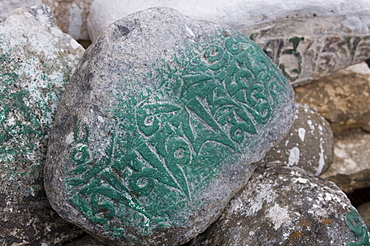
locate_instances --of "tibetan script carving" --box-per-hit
[64,33,291,240]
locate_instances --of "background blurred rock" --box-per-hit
[295,62,370,133]
[0,0,42,21]
[358,202,370,229]
[320,128,370,193]
[42,0,94,41]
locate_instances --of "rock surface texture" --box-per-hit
[295,62,370,133]
[64,235,107,246]
[0,0,42,21]
[0,5,85,245]
[259,103,333,176]
[87,0,370,85]
[42,0,94,40]
[189,165,370,246]
[321,129,370,193]
[44,7,295,246]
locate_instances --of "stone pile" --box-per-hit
[43,7,294,246]
[1,2,370,246]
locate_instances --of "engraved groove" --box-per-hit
[64,33,291,237]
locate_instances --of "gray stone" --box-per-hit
[0,5,84,245]
[87,0,370,86]
[358,202,370,230]
[321,129,370,193]
[295,62,370,133]
[44,7,295,246]
[259,103,334,176]
[189,165,370,246]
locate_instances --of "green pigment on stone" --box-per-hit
[64,32,291,240]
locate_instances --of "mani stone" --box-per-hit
[44,7,295,246]
[258,103,334,176]
[0,5,84,245]
[321,128,370,193]
[87,0,370,86]
[295,62,370,133]
[188,165,370,246]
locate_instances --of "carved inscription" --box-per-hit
[346,208,370,246]
[260,35,370,84]
[65,33,291,239]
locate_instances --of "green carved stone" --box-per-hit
[45,7,295,246]
[346,208,370,246]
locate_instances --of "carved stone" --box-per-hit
[189,165,370,246]
[0,5,84,245]
[87,0,370,85]
[247,17,370,86]
[44,7,295,245]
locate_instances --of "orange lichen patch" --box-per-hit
[322,219,333,225]
[299,218,309,227]
[289,231,304,240]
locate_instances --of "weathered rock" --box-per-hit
[42,0,94,40]
[0,5,84,245]
[358,202,370,229]
[321,129,370,193]
[295,62,370,133]
[259,103,333,176]
[189,165,370,246]
[44,7,295,246]
[87,0,370,85]
[64,235,107,246]
[0,0,42,21]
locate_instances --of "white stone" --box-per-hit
[87,0,370,86]
[87,0,370,41]
[344,62,370,75]
[0,0,42,21]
